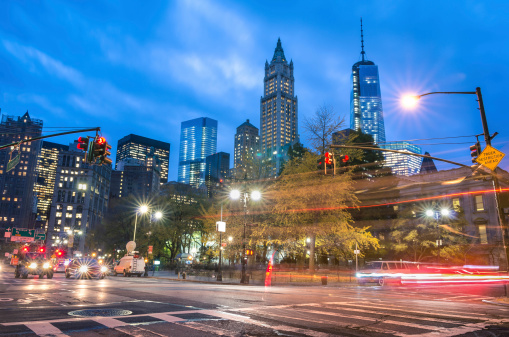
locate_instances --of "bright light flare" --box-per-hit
[79,265,88,273]
[401,95,420,109]
[425,209,434,217]
[139,205,148,214]
[154,211,163,219]
[251,190,261,201]
[230,189,241,200]
[441,208,450,216]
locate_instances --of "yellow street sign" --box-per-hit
[476,145,505,171]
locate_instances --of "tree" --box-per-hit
[303,105,345,155]
[260,152,379,270]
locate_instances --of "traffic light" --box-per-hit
[324,152,333,168]
[317,157,325,170]
[77,136,89,151]
[22,246,29,252]
[91,136,112,165]
[39,247,45,253]
[55,249,64,257]
[338,154,349,166]
[470,142,481,163]
[245,249,254,256]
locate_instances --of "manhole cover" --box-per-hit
[68,309,132,317]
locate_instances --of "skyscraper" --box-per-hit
[178,117,218,188]
[110,159,160,200]
[0,111,43,229]
[350,19,386,145]
[381,142,422,176]
[260,38,298,177]
[205,152,230,197]
[234,119,259,178]
[34,141,69,229]
[116,134,170,185]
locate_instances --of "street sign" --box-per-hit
[148,245,153,254]
[13,249,18,255]
[354,250,360,255]
[6,152,20,172]
[35,233,46,241]
[216,221,226,232]
[221,242,227,247]
[4,252,9,257]
[11,228,35,242]
[476,145,505,171]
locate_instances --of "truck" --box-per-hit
[14,246,54,279]
[113,254,145,277]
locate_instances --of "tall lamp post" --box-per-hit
[403,87,509,272]
[425,207,450,264]
[230,189,261,284]
[133,205,148,242]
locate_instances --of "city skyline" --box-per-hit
[1,1,508,181]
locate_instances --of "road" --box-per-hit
[0,267,508,336]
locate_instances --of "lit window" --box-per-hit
[478,224,488,244]
[475,195,484,211]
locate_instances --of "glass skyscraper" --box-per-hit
[350,20,386,145]
[381,142,422,176]
[178,117,218,188]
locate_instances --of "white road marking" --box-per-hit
[92,317,128,328]
[178,321,238,337]
[25,322,68,337]
[150,313,186,323]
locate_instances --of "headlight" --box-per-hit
[64,260,70,266]
[29,263,37,269]
[100,266,108,272]
[43,263,50,269]
[79,265,88,273]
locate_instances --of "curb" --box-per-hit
[482,299,509,307]
[147,276,252,286]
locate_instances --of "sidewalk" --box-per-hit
[146,270,358,287]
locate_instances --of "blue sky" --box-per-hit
[1,1,508,181]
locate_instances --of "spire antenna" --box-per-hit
[360,17,365,61]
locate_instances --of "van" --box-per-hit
[113,254,145,277]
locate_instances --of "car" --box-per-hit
[113,254,145,277]
[65,258,108,279]
[15,252,54,279]
[52,259,68,273]
[356,261,416,286]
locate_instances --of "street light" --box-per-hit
[154,211,163,220]
[425,207,451,263]
[402,87,509,270]
[133,204,148,242]
[230,188,261,284]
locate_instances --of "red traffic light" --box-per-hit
[39,247,45,253]
[57,250,63,256]
[325,152,332,164]
[96,137,106,145]
[77,136,89,151]
[22,247,29,252]
[342,155,349,163]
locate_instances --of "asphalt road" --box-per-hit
[0,267,508,337]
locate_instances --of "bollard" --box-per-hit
[321,275,328,285]
[182,272,186,279]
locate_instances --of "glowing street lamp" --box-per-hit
[133,204,149,242]
[401,95,420,109]
[154,211,163,220]
[425,207,451,263]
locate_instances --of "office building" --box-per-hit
[47,142,111,253]
[34,141,69,229]
[234,119,259,178]
[205,152,230,197]
[260,38,299,177]
[0,111,43,229]
[178,117,218,188]
[381,141,422,176]
[420,152,438,174]
[110,158,160,200]
[116,134,170,185]
[350,20,386,145]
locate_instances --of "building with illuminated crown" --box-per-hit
[178,117,218,188]
[260,38,299,177]
[350,20,386,145]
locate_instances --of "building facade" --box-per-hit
[110,158,160,200]
[47,143,111,254]
[178,117,218,188]
[260,38,298,177]
[350,20,386,145]
[234,119,259,178]
[381,141,423,176]
[34,141,69,229]
[205,152,230,197]
[116,134,170,185]
[0,111,43,229]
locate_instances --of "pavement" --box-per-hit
[1,267,509,336]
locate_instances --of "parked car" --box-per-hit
[65,258,108,279]
[113,254,145,277]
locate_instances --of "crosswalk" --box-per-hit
[1,300,508,336]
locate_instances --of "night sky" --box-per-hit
[1,1,508,181]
